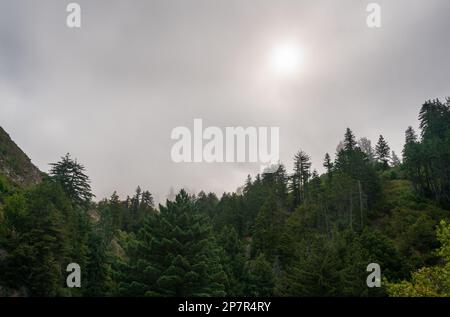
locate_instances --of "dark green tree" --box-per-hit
[252,193,284,260]
[344,128,357,151]
[405,126,418,144]
[245,253,275,297]
[0,179,82,296]
[117,190,227,296]
[49,153,94,206]
[323,153,333,179]
[290,150,311,208]
[375,135,390,168]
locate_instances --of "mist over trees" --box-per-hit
[1,98,450,296]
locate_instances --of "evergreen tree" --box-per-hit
[405,126,418,144]
[273,164,289,209]
[216,226,247,296]
[403,100,450,207]
[109,191,123,231]
[252,193,284,261]
[323,153,333,181]
[245,253,275,297]
[49,153,94,206]
[290,150,311,208]
[334,129,381,209]
[308,170,322,202]
[117,190,227,296]
[344,128,357,151]
[141,190,154,209]
[0,179,82,296]
[83,229,113,296]
[375,135,390,168]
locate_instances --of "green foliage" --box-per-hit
[50,153,94,206]
[403,99,450,208]
[375,180,449,271]
[216,226,247,296]
[375,135,390,169]
[245,253,275,297]
[1,97,450,297]
[0,172,13,200]
[122,187,155,232]
[386,221,450,297]
[344,128,357,151]
[276,230,374,296]
[252,193,285,260]
[117,190,227,297]
[0,179,88,296]
[83,228,114,296]
[290,151,311,208]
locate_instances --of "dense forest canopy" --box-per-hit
[1,98,450,297]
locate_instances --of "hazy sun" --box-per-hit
[270,42,303,76]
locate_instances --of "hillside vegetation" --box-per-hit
[0,98,450,297]
[0,127,41,187]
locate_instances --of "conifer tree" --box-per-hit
[405,126,418,144]
[375,135,390,168]
[290,150,311,208]
[49,153,94,206]
[245,253,275,297]
[344,128,357,151]
[323,153,333,181]
[118,190,227,296]
[252,193,284,260]
[216,226,247,296]
[109,191,123,231]
[1,180,77,296]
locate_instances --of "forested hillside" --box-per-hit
[1,99,450,297]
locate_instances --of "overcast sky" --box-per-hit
[1,0,450,202]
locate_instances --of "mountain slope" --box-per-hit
[0,127,42,186]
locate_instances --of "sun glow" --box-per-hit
[270,42,304,76]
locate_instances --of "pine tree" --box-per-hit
[252,193,284,260]
[84,229,113,296]
[109,191,123,231]
[403,100,450,207]
[405,126,418,144]
[118,190,227,296]
[290,150,311,208]
[273,164,289,209]
[0,180,77,296]
[275,235,341,296]
[49,153,94,206]
[245,253,275,297]
[308,170,322,202]
[333,128,381,210]
[323,153,333,181]
[375,135,390,168]
[344,128,357,151]
[216,226,247,296]
[141,190,154,208]
[419,99,449,139]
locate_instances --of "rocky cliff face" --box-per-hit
[0,127,42,186]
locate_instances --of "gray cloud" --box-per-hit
[1,0,450,202]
